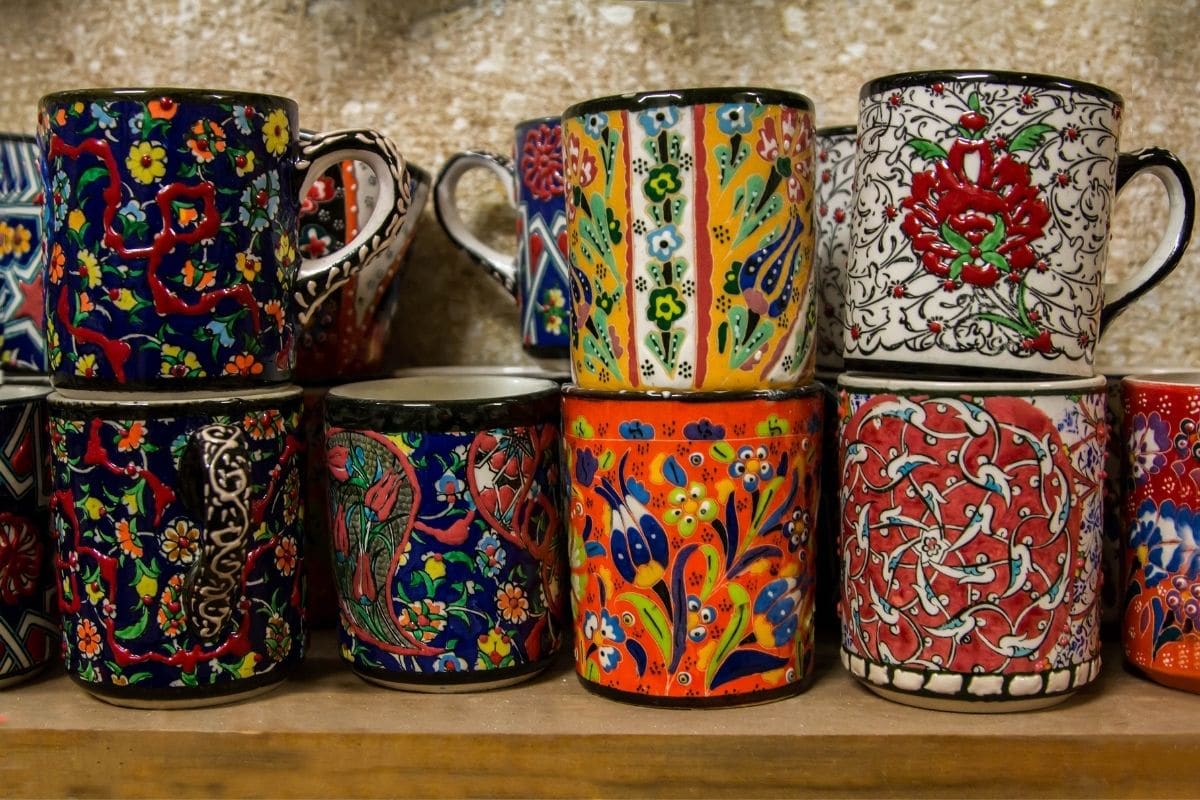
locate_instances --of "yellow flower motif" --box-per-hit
[274,236,296,274]
[126,141,167,184]
[84,579,105,604]
[78,250,101,289]
[82,495,106,520]
[235,150,255,177]
[236,252,261,282]
[159,343,204,378]
[263,109,290,156]
[68,209,86,233]
[546,288,565,308]
[0,222,11,257]
[135,573,157,600]
[74,353,98,377]
[112,288,138,311]
[422,553,446,581]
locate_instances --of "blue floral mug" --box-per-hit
[0,134,46,372]
[434,117,570,360]
[49,385,306,707]
[324,375,565,690]
[38,88,413,390]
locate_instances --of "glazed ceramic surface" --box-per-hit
[0,386,55,686]
[434,117,570,359]
[814,372,841,630]
[39,88,412,389]
[1121,373,1200,692]
[564,386,823,706]
[295,160,430,382]
[837,373,1106,709]
[563,87,818,391]
[813,127,855,372]
[0,135,46,372]
[49,387,306,705]
[844,70,1194,377]
[299,386,337,627]
[324,377,564,689]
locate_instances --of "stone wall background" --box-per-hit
[1,0,1195,373]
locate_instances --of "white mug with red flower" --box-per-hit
[814,126,856,372]
[434,116,570,360]
[844,70,1195,377]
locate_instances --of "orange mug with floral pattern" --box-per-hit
[564,385,822,706]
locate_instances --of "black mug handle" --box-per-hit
[178,423,253,643]
[1100,147,1195,330]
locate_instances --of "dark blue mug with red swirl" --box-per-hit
[38,88,413,390]
[434,116,570,361]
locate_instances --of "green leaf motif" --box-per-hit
[707,584,750,689]
[618,592,671,664]
[979,216,1006,251]
[114,608,150,640]
[968,92,982,112]
[940,222,972,254]
[1007,123,1055,153]
[699,545,721,601]
[906,139,949,161]
[76,165,110,194]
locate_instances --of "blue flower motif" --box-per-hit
[205,318,236,347]
[638,106,680,137]
[1131,499,1200,588]
[729,444,774,491]
[119,200,146,222]
[583,112,609,138]
[476,533,506,578]
[716,103,754,135]
[233,105,254,135]
[645,224,683,261]
[618,420,655,440]
[574,447,598,487]
[239,173,279,231]
[683,418,725,441]
[90,103,116,130]
[753,577,800,648]
[433,652,469,673]
[582,608,626,671]
[127,114,144,137]
[50,172,70,225]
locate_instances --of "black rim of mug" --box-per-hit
[561,382,823,403]
[860,69,1124,106]
[325,376,561,431]
[817,124,856,138]
[40,87,299,115]
[48,386,304,420]
[564,86,814,120]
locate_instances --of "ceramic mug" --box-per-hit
[814,126,856,372]
[837,372,1106,711]
[844,70,1195,377]
[38,88,413,390]
[1121,372,1200,692]
[562,87,818,391]
[49,385,306,707]
[564,385,823,706]
[0,134,44,372]
[0,385,56,687]
[324,376,565,690]
[434,117,571,360]
[295,158,431,382]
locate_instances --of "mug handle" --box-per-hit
[292,129,412,325]
[178,423,253,643]
[1100,147,1195,330]
[433,151,519,296]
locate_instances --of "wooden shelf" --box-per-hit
[2,632,1198,798]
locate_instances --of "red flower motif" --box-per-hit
[520,123,564,201]
[0,514,41,604]
[833,208,846,223]
[888,92,902,107]
[301,175,337,216]
[1021,92,1035,107]
[900,138,1050,287]
[565,133,597,190]
[364,470,403,520]
[756,108,813,202]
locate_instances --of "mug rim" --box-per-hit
[1123,371,1200,388]
[39,87,299,114]
[860,70,1124,106]
[48,384,303,417]
[838,371,1105,395]
[564,86,815,119]
[0,384,52,406]
[0,132,36,144]
[562,382,823,403]
[516,115,561,128]
[817,124,856,137]
[325,375,561,431]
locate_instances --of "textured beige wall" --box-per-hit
[1,0,1195,373]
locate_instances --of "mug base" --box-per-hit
[575,667,814,708]
[861,682,1075,713]
[349,656,553,692]
[0,661,51,689]
[1124,660,1200,694]
[70,668,291,709]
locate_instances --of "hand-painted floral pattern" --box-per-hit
[565,95,816,390]
[813,129,855,370]
[50,397,305,696]
[325,423,564,682]
[0,136,46,371]
[846,79,1124,374]
[565,390,822,704]
[839,387,1104,687]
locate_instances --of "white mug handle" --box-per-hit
[1101,147,1195,329]
[433,151,519,295]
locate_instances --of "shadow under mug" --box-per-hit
[843,70,1195,378]
[39,88,413,390]
[434,116,570,360]
[49,385,306,707]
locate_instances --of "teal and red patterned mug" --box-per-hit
[843,70,1195,378]
[38,88,413,390]
[50,385,306,707]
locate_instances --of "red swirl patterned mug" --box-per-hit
[838,372,1106,711]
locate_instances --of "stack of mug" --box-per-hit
[35,87,413,707]
[558,88,826,707]
[825,70,1194,710]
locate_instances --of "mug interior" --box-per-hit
[331,375,558,403]
[838,370,1105,395]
